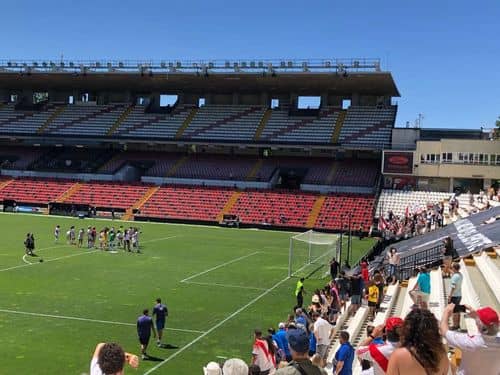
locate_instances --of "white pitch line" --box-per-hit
[0,250,98,272]
[182,280,267,291]
[143,274,290,375]
[0,308,205,334]
[180,251,261,283]
[22,254,32,265]
[141,235,178,244]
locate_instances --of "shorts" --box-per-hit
[411,290,430,303]
[316,344,329,360]
[450,296,462,312]
[368,301,377,307]
[339,292,348,301]
[138,334,150,345]
[156,320,165,331]
[351,294,361,305]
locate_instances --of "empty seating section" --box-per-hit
[332,160,379,187]
[315,195,375,230]
[0,146,44,169]
[44,104,127,136]
[114,106,193,138]
[31,148,116,173]
[181,105,265,141]
[139,186,233,221]
[229,190,318,227]
[0,178,75,203]
[261,107,338,143]
[63,182,150,209]
[0,103,62,134]
[171,155,258,180]
[339,106,396,148]
[99,152,182,175]
[377,190,451,218]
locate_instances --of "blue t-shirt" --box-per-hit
[153,303,168,322]
[137,315,153,337]
[334,342,354,375]
[275,329,291,357]
[417,272,431,294]
[309,331,316,353]
[295,315,307,328]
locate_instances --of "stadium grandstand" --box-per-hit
[1,58,500,375]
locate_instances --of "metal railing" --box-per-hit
[0,58,382,74]
[386,243,444,280]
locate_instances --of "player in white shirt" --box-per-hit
[78,228,84,248]
[54,225,60,243]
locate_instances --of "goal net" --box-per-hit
[288,230,339,279]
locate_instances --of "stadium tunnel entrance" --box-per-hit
[275,167,307,189]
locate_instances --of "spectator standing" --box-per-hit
[387,248,400,283]
[447,263,463,330]
[333,331,355,375]
[275,322,292,362]
[312,312,333,368]
[442,237,454,278]
[330,257,340,280]
[356,317,403,375]
[409,266,430,310]
[367,280,379,321]
[441,304,499,375]
[90,342,139,375]
[252,329,276,375]
[275,328,326,374]
[348,274,362,317]
[387,309,449,375]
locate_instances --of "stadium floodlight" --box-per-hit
[288,230,339,278]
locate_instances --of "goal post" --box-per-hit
[288,230,339,279]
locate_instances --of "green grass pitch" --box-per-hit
[0,212,376,374]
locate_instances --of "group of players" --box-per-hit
[54,224,142,252]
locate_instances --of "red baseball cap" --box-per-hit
[477,307,499,326]
[386,317,404,332]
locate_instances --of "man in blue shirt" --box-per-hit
[137,309,156,359]
[334,331,354,375]
[275,322,292,362]
[152,298,168,347]
[409,266,431,309]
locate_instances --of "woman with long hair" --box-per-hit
[387,309,450,375]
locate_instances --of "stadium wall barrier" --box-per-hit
[141,176,271,189]
[300,184,374,194]
[1,169,116,181]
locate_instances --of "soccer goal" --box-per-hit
[288,230,339,278]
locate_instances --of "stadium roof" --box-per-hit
[0,58,400,96]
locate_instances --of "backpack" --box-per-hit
[289,360,323,375]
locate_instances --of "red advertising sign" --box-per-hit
[383,151,414,175]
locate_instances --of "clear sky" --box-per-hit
[1,0,499,130]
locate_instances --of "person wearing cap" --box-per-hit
[203,361,222,375]
[275,329,326,375]
[356,317,404,375]
[275,323,292,362]
[440,303,500,375]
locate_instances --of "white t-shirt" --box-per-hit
[252,339,275,373]
[314,317,332,345]
[90,357,104,375]
[445,330,500,375]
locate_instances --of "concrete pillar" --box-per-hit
[449,177,454,193]
[321,92,328,107]
[289,92,298,108]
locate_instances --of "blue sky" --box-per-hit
[1,0,499,129]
